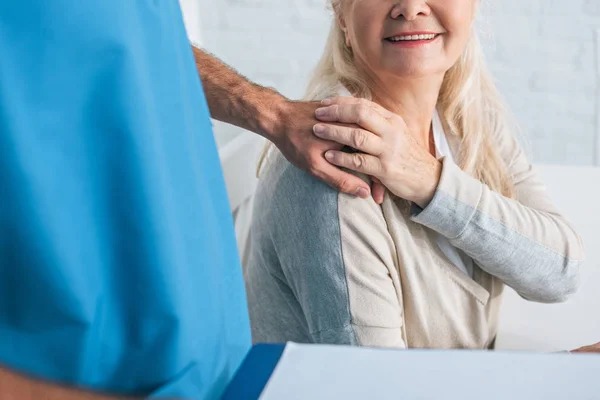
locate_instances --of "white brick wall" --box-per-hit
[189,0,600,166]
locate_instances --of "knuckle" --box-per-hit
[356,105,370,123]
[353,154,365,169]
[329,125,340,139]
[381,108,394,120]
[333,105,342,120]
[352,129,367,148]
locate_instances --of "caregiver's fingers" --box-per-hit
[321,96,395,119]
[324,150,383,177]
[313,124,384,156]
[315,102,390,136]
[371,177,386,205]
[310,159,371,199]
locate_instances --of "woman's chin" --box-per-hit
[384,66,444,80]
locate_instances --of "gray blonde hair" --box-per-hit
[259,0,515,198]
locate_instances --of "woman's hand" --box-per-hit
[570,342,600,353]
[313,97,442,208]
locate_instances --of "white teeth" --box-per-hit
[388,34,436,42]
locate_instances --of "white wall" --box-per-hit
[179,0,204,45]
[193,0,600,166]
[496,165,600,352]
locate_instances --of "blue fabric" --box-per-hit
[0,1,251,398]
[221,344,286,400]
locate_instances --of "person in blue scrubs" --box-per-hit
[0,1,372,399]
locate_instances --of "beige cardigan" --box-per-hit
[245,119,585,349]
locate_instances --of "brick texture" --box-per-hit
[190,0,600,165]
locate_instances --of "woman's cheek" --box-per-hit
[435,0,476,35]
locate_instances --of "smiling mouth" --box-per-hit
[385,33,439,42]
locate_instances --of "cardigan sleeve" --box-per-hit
[411,130,584,303]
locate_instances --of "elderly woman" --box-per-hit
[245,0,585,349]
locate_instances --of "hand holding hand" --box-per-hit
[271,100,374,199]
[313,97,442,208]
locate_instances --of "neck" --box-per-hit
[358,70,444,149]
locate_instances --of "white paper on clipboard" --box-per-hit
[260,342,600,400]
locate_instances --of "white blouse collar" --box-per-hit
[333,85,455,161]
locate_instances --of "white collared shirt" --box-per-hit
[432,109,474,277]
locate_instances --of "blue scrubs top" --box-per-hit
[0,1,251,398]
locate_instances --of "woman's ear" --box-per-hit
[338,16,351,47]
[344,30,351,47]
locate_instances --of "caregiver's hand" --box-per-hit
[313,97,442,208]
[191,46,375,199]
[271,100,373,199]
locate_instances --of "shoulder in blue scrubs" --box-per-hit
[0,1,250,398]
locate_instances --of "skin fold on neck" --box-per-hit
[354,59,445,154]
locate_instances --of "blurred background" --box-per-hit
[182,0,600,166]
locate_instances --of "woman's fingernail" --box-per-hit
[315,108,326,117]
[355,188,370,198]
[313,124,326,136]
[321,98,332,106]
[325,151,334,160]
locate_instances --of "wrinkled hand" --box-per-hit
[313,97,442,208]
[272,100,385,200]
[571,341,600,353]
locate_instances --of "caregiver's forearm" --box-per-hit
[191,46,285,142]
